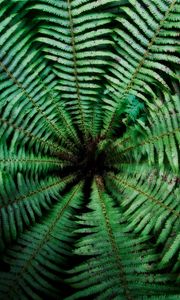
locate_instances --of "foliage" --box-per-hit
[0,0,179,299]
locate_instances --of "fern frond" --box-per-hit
[0,172,75,248]
[105,171,180,270]
[0,182,83,299]
[0,3,77,149]
[102,0,180,137]
[67,179,179,299]
[0,115,78,159]
[106,92,180,173]
[29,0,117,138]
[0,143,70,176]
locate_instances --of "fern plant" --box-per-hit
[0,0,179,299]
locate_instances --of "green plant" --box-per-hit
[0,0,179,299]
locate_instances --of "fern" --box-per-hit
[0,0,179,299]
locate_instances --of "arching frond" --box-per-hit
[0,172,75,249]
[67,179,179,299]
[0,0,77,149]
[105,170,180,270]
[0,182,83,300]
[105,92,180,173]
[0,143,74,176]
[102,0,180,137]
[29,0,117,137]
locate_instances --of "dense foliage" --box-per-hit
[0,0,179,299]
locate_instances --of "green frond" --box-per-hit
[0,143,70,176]
[105,171,180,270]
[28,0,116,138]
[67,179,179,299]
[102,0,180,137]
[0,115,77,159]
[106,92,180,173]
[0,2,77,149]
[0,172,75,248]
[0,182,84,299]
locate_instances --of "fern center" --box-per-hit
[74,137,106,179]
